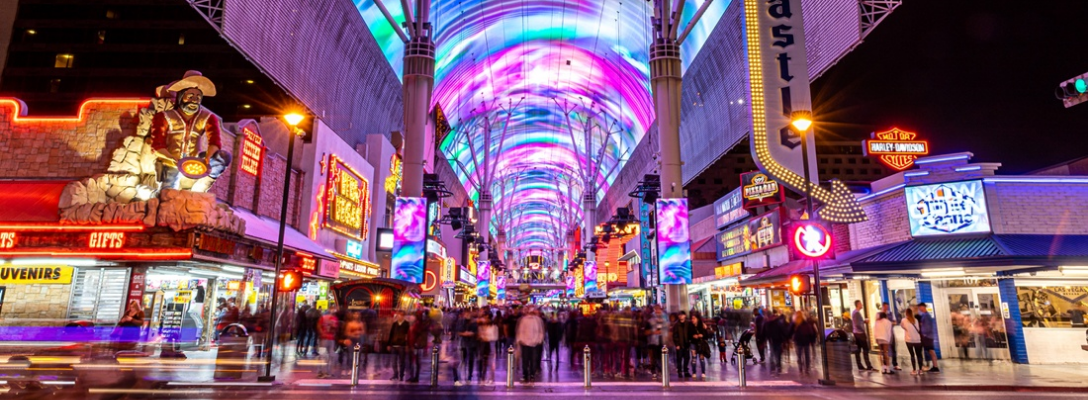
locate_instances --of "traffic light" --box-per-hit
[788,274,811,296]
[280,270,303,292]
[1056,78,1087,100]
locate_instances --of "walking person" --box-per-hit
[874,312,895,374]
[546,313,564,370]
[458,309,479,383]
[916,303,940,373]
[317,306,341,378]
[765,310,789,374]
[753,307,767,363]
[406,312,429,383]
[901,308,926,375]
[671,312,692,378]
[881,302,901,371]
[851,300,875,371]
[339,313,364,379]
[791,311,818,375]
[516,307,545,382]
[387,312,410,381]
[477,313,499,385]
[690,314,712,379]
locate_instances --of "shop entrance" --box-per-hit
[940,287,1010,361]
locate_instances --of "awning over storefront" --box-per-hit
[742,242,905,287]
[852,234,1088,273]
[233,208,334,261]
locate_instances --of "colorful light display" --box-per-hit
[906,180,991,237]
[565,275,575,297]
[496,275,506,301]
[238,123,264,176]
[476,260,491,299]
[790,220,834,260]
[656,198,692,285]
[863,128,930,171]
[583,260,598,294]
[354,1,727,249]
[391,197,427,284]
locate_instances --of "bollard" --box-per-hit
[661,346,670,388]
[506,346,515,388]
[583,345,591,388]
[351,343,361,387]
[737,344,747,388]
[430,345,440,388]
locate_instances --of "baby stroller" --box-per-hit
[730,328,756,366]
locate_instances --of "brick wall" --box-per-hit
[850,191,911,250]
[0,99,144,178]
[986,182,1088,235]
[0,284,72,321]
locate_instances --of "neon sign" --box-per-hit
[325,156,371,240]
[742,0,866,223]
[906,180,991,237]
[239,124,265,176]
[863,128,930,171]
[385,154,402,194]
[791,221,833,259]
[741,172,784,209]
[421,270,438,292]
[88,232,125,249]
[0,232,14,249]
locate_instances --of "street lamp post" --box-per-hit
[793,111,833,385]
[258,112,305,382]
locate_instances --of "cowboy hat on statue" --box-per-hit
[149,70,232,193]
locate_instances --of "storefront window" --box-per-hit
[1017,286,1088,328]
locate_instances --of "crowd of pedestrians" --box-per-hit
[280,299,943,383]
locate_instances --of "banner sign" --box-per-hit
[565,275,575,297]
[583,261,599,294]
[715,209,784,261]
[740,171,784,209]
[391,197,427,283]
[714,188,750,229]
[638,199,656,287]
[906,180,991,237]
[656,198,692,285]
[0,265,73,284]
[476,260,491,298]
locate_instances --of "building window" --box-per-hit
[96,30,106,45]
[106,9,119,19]
[873,168,883,174]
[833,158,842,164]
[54,54,74,68]
[713,178,723,185]
[737,157,745,163]
[49,79,61,93]
[697,178,706,184]
[178,34,186,45]
[862,158,871,164]
[832,169,840,174]
[846,169,855,175]
[819,158,828,164]
[819,169,826,175]
[848,158,857,164]
[734,168,743,174]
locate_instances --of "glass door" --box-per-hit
[942,288,1009,360]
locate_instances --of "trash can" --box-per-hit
[214,323,249,380]
[824,329,854,385]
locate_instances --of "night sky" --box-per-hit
[810,0,1088,173]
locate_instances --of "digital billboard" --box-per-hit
[390,197,427,283]
[656,198,692,285]
[583,260,598,294]
[476,260,491,298]
[906,180,991,237]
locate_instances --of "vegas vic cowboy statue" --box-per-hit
[149,71,232,193]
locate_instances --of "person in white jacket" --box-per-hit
[900,308,925,375]
[873,312,895,374]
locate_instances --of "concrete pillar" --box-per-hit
[400,36,435,198]
[651,38,689,313]
[478,192,492,307]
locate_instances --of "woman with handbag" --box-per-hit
[690,314,712,379]
[901,308,925,375]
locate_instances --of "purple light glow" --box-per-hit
[391,197,427,284]
[656,198,692,285]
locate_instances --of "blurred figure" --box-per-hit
[851,300,875,371]
[407,311,430,383]
[881,302,901,370]
[458,309,479,383]
[340,313,364,377]
[765,309,789,374]
[671,312,692,378]
[545,313,563,369]
[917,303,940,373]
[791,311,818,375]
[317,306,341,378]
[901,308,925,376]
[477,313,498,385]
[517,306,545,382]
[753,307,766,363]
[113,300,145,351]
[387,312,410,381]
[295,302,312,356]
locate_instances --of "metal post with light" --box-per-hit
[259,112,305,382]
[791,110,834,385]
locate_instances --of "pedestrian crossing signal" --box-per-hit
[280,270,303,292]
[788,274,811,295]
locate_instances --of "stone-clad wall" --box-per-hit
[0,283,72,322]
[849,191,911,250]
[986,182,1088,235]
[0,99,143,178]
